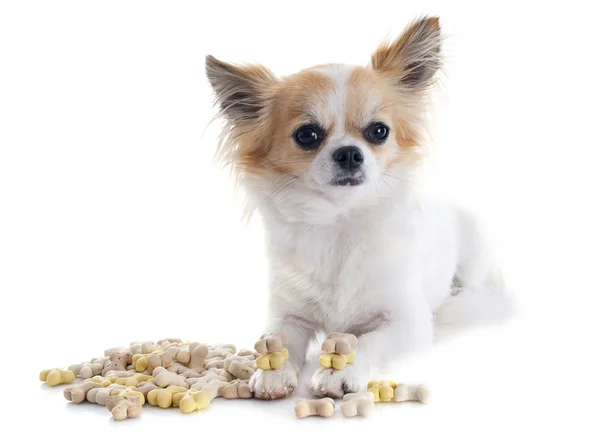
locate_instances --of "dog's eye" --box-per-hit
[293,124,325,150]
[363,122,389,144]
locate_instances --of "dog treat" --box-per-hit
[187,343,209,371]
[105,395,142,421]
[237,348,259,358]
[368,380,397,402]
[105,370,136,379]
[319,349,356,370]
[189,380,228,402]
[147,385,188,408]
[256,348,289,371]
[87,384,127,405]
[222,379,253,399]
[209,343,236,353]
[167,346,192,364]
[205,349,231,360]
[63,381,103,404]
[153,367,189,388]
[204,358,225,369]
[393,384,430,403]
[136,380,161,396]
[173,389,211,413]
[68,361,104,379]
[102,351,133,376]
[130,341,154,355]
[111,387,145,405]
[167,361,190,374]
[227,360,255,380]
[340,392,375,417]
[322,332,358,355]
[114,373,153,387]
[294,398,335,418]
[254,333,289,354]
[104,346,124,357]
[39,368,75,387]
[83,376,111,387]
[147,351,174,371]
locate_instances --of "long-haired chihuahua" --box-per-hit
[205,16,512,399]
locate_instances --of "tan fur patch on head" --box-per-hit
[344,67,421,166]
[241,70,335,177]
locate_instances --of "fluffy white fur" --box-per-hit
[206,16,512,400]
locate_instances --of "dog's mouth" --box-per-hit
[329,173,365,187]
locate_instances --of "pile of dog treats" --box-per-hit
[40,337,261,420]
[40,332,429,421]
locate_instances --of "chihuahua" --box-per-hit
[206,16,511,399]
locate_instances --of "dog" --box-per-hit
[205,16,512,400]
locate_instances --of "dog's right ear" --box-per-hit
[205,55,277,129]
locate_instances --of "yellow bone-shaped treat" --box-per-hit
[172,389,211,413]
[115,373,153,387]
[367,380,397,402]
[319,350,356,370]
[39,368,75,387]
[133,354,151,372]
[147,385,188,408]
[256,348,289,370]
[84,376,112,387]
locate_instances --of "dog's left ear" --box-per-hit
[371,16,442,89]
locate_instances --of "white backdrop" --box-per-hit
[1,1,598,430]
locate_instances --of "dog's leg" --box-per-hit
[249,317,315,400]
[309,294,433,398]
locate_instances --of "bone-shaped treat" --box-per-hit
[105,396,142,420]
[130,341,154,355]
[294,398,335,418]
[172,389,211,413]
[367,380,397,402]
[147,385,188,408]
[110,387,145,405]
[394,384,430,403]
[321,332,358,355]
[39,368,75,387]
[236,348,259,358]
[204,358,225,369]
[87,384,127,405]
[152,367,189,388]
[68,361,104,379]
[256,348,289,370]
[319,349,356,370]
[114,373,153,387]
[63,381,104,404]
[340,392,375,417]
[189,380,228,402]
[222,379,253,399]
[254,333,289,353]
[136,380,160,396]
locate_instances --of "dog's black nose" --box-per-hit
[332,146,364,170]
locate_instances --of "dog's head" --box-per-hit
[206,17,441,221]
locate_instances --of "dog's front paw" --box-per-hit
[249,362,298,400]
[309,365,362,399]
